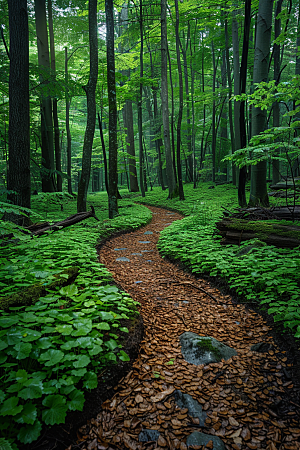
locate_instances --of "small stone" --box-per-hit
[174,390,207,426]
[251,342,274,353]
[180,332,237,366]
[144,231,153,235]
[139,429,160,443]
[138,240,151,244]
[116,257,130,262]
[186,432,226,449]
[141,250,153,252]
[132,253,142,256]
[135,281,143,284]
[182,301,189,305]
[114,248,127,251]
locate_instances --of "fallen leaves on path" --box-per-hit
[77,207,300,450]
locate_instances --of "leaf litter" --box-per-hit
[77,206,300,450]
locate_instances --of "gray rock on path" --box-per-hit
[174,390,207,426]
[186,431,226,449]
[116,257,130,262]
[139,429,160,442]
[180,332,237,365]
[251,342,274,353]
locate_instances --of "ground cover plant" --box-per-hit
[0,193,151,449]
[133,183,300,340]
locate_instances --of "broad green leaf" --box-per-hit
[0,397,23,416]
[56,324,73,335]
[99,311,114,321]
[17,420,42,444]
[0,389,5,402]
[14,342,32,359]
[21,329,42,342]
[14,403,37,424]
[95,322,110,330]
[18,382,43,400]
[68,389,85,411]
[39,349,64,366]
[59,284,78,297]
[73,355,90,368]
[42,395,68,425]
[60,340,79,350]
[0,340,8,351]
[88,345,103,356]
[36,337,53,349]
[76,337,93,347]
[105,339,118,351]
[120,327,129,333]
[0,317,19,328]
[71,368,87,377]
[0,438,14,450]
[118,350,130,362]
[83,372,97,389]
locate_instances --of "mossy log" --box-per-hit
[215,218,300,248]
[0,266,79,311]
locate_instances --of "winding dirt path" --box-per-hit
[79,206,300,450]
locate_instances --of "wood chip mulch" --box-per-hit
[76,206,300,450]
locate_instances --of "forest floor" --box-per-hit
[76,206,300,450]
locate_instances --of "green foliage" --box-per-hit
[132,184,300,341]
[0,196,151,446]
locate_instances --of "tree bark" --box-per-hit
[174,0,184,200]
[182,24,193,182]
[47,0,62,192]
[238,0,251,207]
[7,0,31,223]
[161,0,177,198]
[232,6,241,186]
[122,101,139,192]
[105,0,118,218]
[65,47,73,195]
[224,17,235,181]
[34,0,55,193]
[138,0,145,197]
[211,40,216,183]
[77,0,98,212]
[249,0,274,207]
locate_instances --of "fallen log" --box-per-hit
[215,218,300,248]
[30,206,99,236]
[222,205,300,221]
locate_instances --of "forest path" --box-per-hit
[79,206,299,450]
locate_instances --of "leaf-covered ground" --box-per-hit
[78,206,300,450]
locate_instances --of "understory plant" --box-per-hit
[0,197,151,448]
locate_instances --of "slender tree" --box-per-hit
[138,0,145,197]
[34,0,55,192]
[161,0,177,198]
[249,0,274,206]
[7,0,31,222]
[106,0,118,217]
[77,0,98,212]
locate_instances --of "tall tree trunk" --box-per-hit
[98,112,109,194]
[293,0,300,177]
[47,0,62,191]
[123,101,139,192]
[167,46,177,183]
[7,0,31,223]
[211,40,216,183]
[106,0,118,217]
[182,24,193,182]
[272,0,283,184]
[249,0,274,207]
[174,0,184,199]
[232,7,240,186]
[34,0,55,192]
[161,0,177,198]
[65,47,73,195]
[77,0,98,212]
[138,0,145,197]
[224,17,235,182]
[238,0,251,207]
[221,49,228,180]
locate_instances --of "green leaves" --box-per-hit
[39,349,64,366]
[73,355,90,368]
[83,372,97,389]
[42,395,68,425]
[18,420,42,444]
[14,342,32,359]
[68,389,85,411]
[0,397,23,417]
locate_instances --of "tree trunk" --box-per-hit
[65,47,73,195]
[138,0,145,197]
[232,6,241,186]
[122,100,139,192]
[47,0,62,192]
[182,24,193,182]
[220,48,228,181]
[167,45,177,183]
[238,0,251,207]
[272,0,282,185]
[77,0,98,212]
[249,0,274,207]
[7,0,31,223]
[224,17,235,182]
[97,112,109,194]
[174,0,184,200]
[211,40,216,183]
[161,0,177,198]
[34,0,55,193]
[106,0,118,218]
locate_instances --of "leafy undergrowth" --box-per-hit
[0,194,151,449]
[132,183,300,340]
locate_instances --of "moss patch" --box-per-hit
[196,338,222,361]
